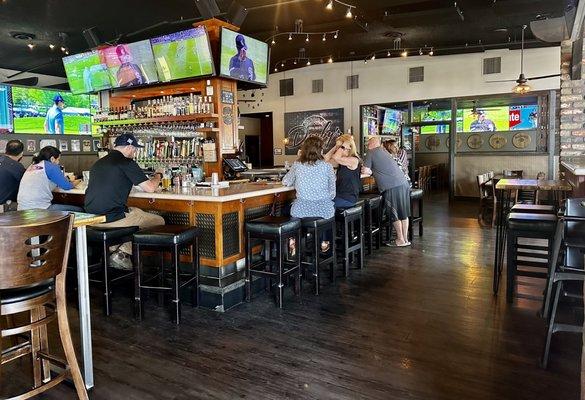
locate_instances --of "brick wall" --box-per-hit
[560,39,585,162]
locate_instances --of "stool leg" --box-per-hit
[375,207,381,250]
[158,251,165,306]
[358,216,364,269]
[506,232,517,303]
[172,244,181,324]
[30,307,43,387]
[192,237,199,307]
[264,240,271,293]
[542,220,564,319]
[277,237,284,309]
[330,225,337,283]
[542,281,562,368]
[296,229,302,298]
[103,241,112,316]
[134,243,143,321]
[37,306,51,383]
[367,207,373,255]
[245,232,252,302]
[344,218,350,277]
[314,226,320,295]
[419,197,424,237]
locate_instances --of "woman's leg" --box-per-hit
[334,197,355,209]
[393,220,407,245]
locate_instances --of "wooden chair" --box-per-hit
[477,173,497,227]
[0,211,88,400]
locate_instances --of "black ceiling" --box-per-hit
[0,0,573,82]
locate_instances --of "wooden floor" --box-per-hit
[2,193,581,400]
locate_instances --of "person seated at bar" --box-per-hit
[85,133,164,270]
[363,136,411,247]
[324,134,361,208]
[283,136,336,251]
[0,139,25,206]
[17,145,83,212]
[383,139,411,184]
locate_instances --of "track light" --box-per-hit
[364,59,368,64]
[65,50,69,55]
[328,56,333,63]
[322,33,326,41]
[306,60,311,66]
[401,50,408,57]
[429,48,434,56]
[293,59,297,65]
[274,67,278,72]
[60,46,66,52]
[326,0,333,10]
[371,54,376,60]
[288,33,292,40]
[306,34,309,42]
[271,38,275,45]
[346,7,352,18]
[281,62,284,67]
[387,51,391,57]
[419,48,423,56]
[49,43,55,50]
[27,42,34,50]
[334,31,338,39]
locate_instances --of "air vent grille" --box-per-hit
[347,75,359,90]
[409,66,424,83]
[312,79,324,93]
[279,78,294,97]
[483,57,501,75]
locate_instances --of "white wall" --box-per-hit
[237,47,561,165]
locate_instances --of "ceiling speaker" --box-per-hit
[227,1,248,27]
[82,27,102,48]
[195,0,220,19]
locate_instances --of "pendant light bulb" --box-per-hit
[429,48,434,56]
[328,56,333,63]
[322,33,326,41]
[288,33,292,41]
[346,7,353,18]
[306,59,311,66]
[334,31,338,39]
[326,0,333,10]
[271,38,276,45]
[306,34,309,42]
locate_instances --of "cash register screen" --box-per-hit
[224,157,248,172]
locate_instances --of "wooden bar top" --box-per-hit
[561,161,585,176]
[496,179,573,191]
[56,182,295,203]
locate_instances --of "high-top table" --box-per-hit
[492,179,573,294]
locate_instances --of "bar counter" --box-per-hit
[561,161,585,197]
[54,182,296,311]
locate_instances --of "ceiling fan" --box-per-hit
[487,25,560,94]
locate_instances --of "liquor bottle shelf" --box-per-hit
[94,114,220,126]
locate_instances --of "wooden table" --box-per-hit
[71,212,105,390]
[492,179,573,294]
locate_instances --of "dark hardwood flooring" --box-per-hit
[2,193,581,399]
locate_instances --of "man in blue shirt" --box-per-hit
[229,35,256,82]
[44,94,65,134]
[0,139,25,205]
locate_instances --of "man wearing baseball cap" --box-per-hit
[85,133,165,269]
[229,34,256,82]
[44,94,65,134]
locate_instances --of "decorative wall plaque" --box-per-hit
[467,134,484,150]
[489,134,507,150]
[425,136,441,150]
[446,136,462,150]
[512,132,531,149]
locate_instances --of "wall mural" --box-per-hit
[284,108,344,155]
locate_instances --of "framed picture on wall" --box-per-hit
[59,140,69,152]
[82,140,91,152]
[71,139,81,152]
[92,139,101,152]
[40,139,57,149]
[26,139,36,153]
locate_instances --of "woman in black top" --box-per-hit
[324,134,361,208]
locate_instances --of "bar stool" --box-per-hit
[86,226,139,316]
[245,216,301,308]
[510,204,555,214]
[0,212,88,399]
[506,212,557,303]
[359,193,383,255]
[541,199,585,367]
[409,188,424,241]
[335,205,364,276]
[133,225,200,324]
[301,217,336,295]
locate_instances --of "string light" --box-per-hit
[274,67,278,72]
[281,62,284,67]
[419,48,423,56]
[346,7,352,18]
[306,34,309,42]
[429,48,434,56]
[64,50,69,55]
[334,31,338,39]
[271,38,276,45]
[49,43,55,50]
[60,46,66,52]
[322,33,326,41]
[325,0,333,10]
[293,59,297,65]
[288,33,292,40]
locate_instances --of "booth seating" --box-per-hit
[541,198,585,368]
[335,205,364,276]
[409,188,424,241]
[86,226,139,316]
[300,217,336,295]
[133,225,201,324]
[245,216,302,308]
[506,212,557,303]
[359,193,383,255]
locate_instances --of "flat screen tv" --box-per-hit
[381,108,403,134]
[220,28,269,85]
[11,86,92,135]
[0,84,13,133]
[150,27,214,82]
[63,50,112,94]
[99,40,159,88]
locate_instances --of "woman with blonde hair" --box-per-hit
[324,134,361,208]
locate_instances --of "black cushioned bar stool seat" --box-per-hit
[0,280,54,305]
[245,216,302,308]
[133,225,201,324]
[409,188,424,241]
[506,212,557,303]
[301,217,336,295]
[86,225,140,316]
[359,193,383,255]
[335,205,364,276]
[510,204,555,214]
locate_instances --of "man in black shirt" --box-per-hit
[0,140,25,207]
[85,133,164,269]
